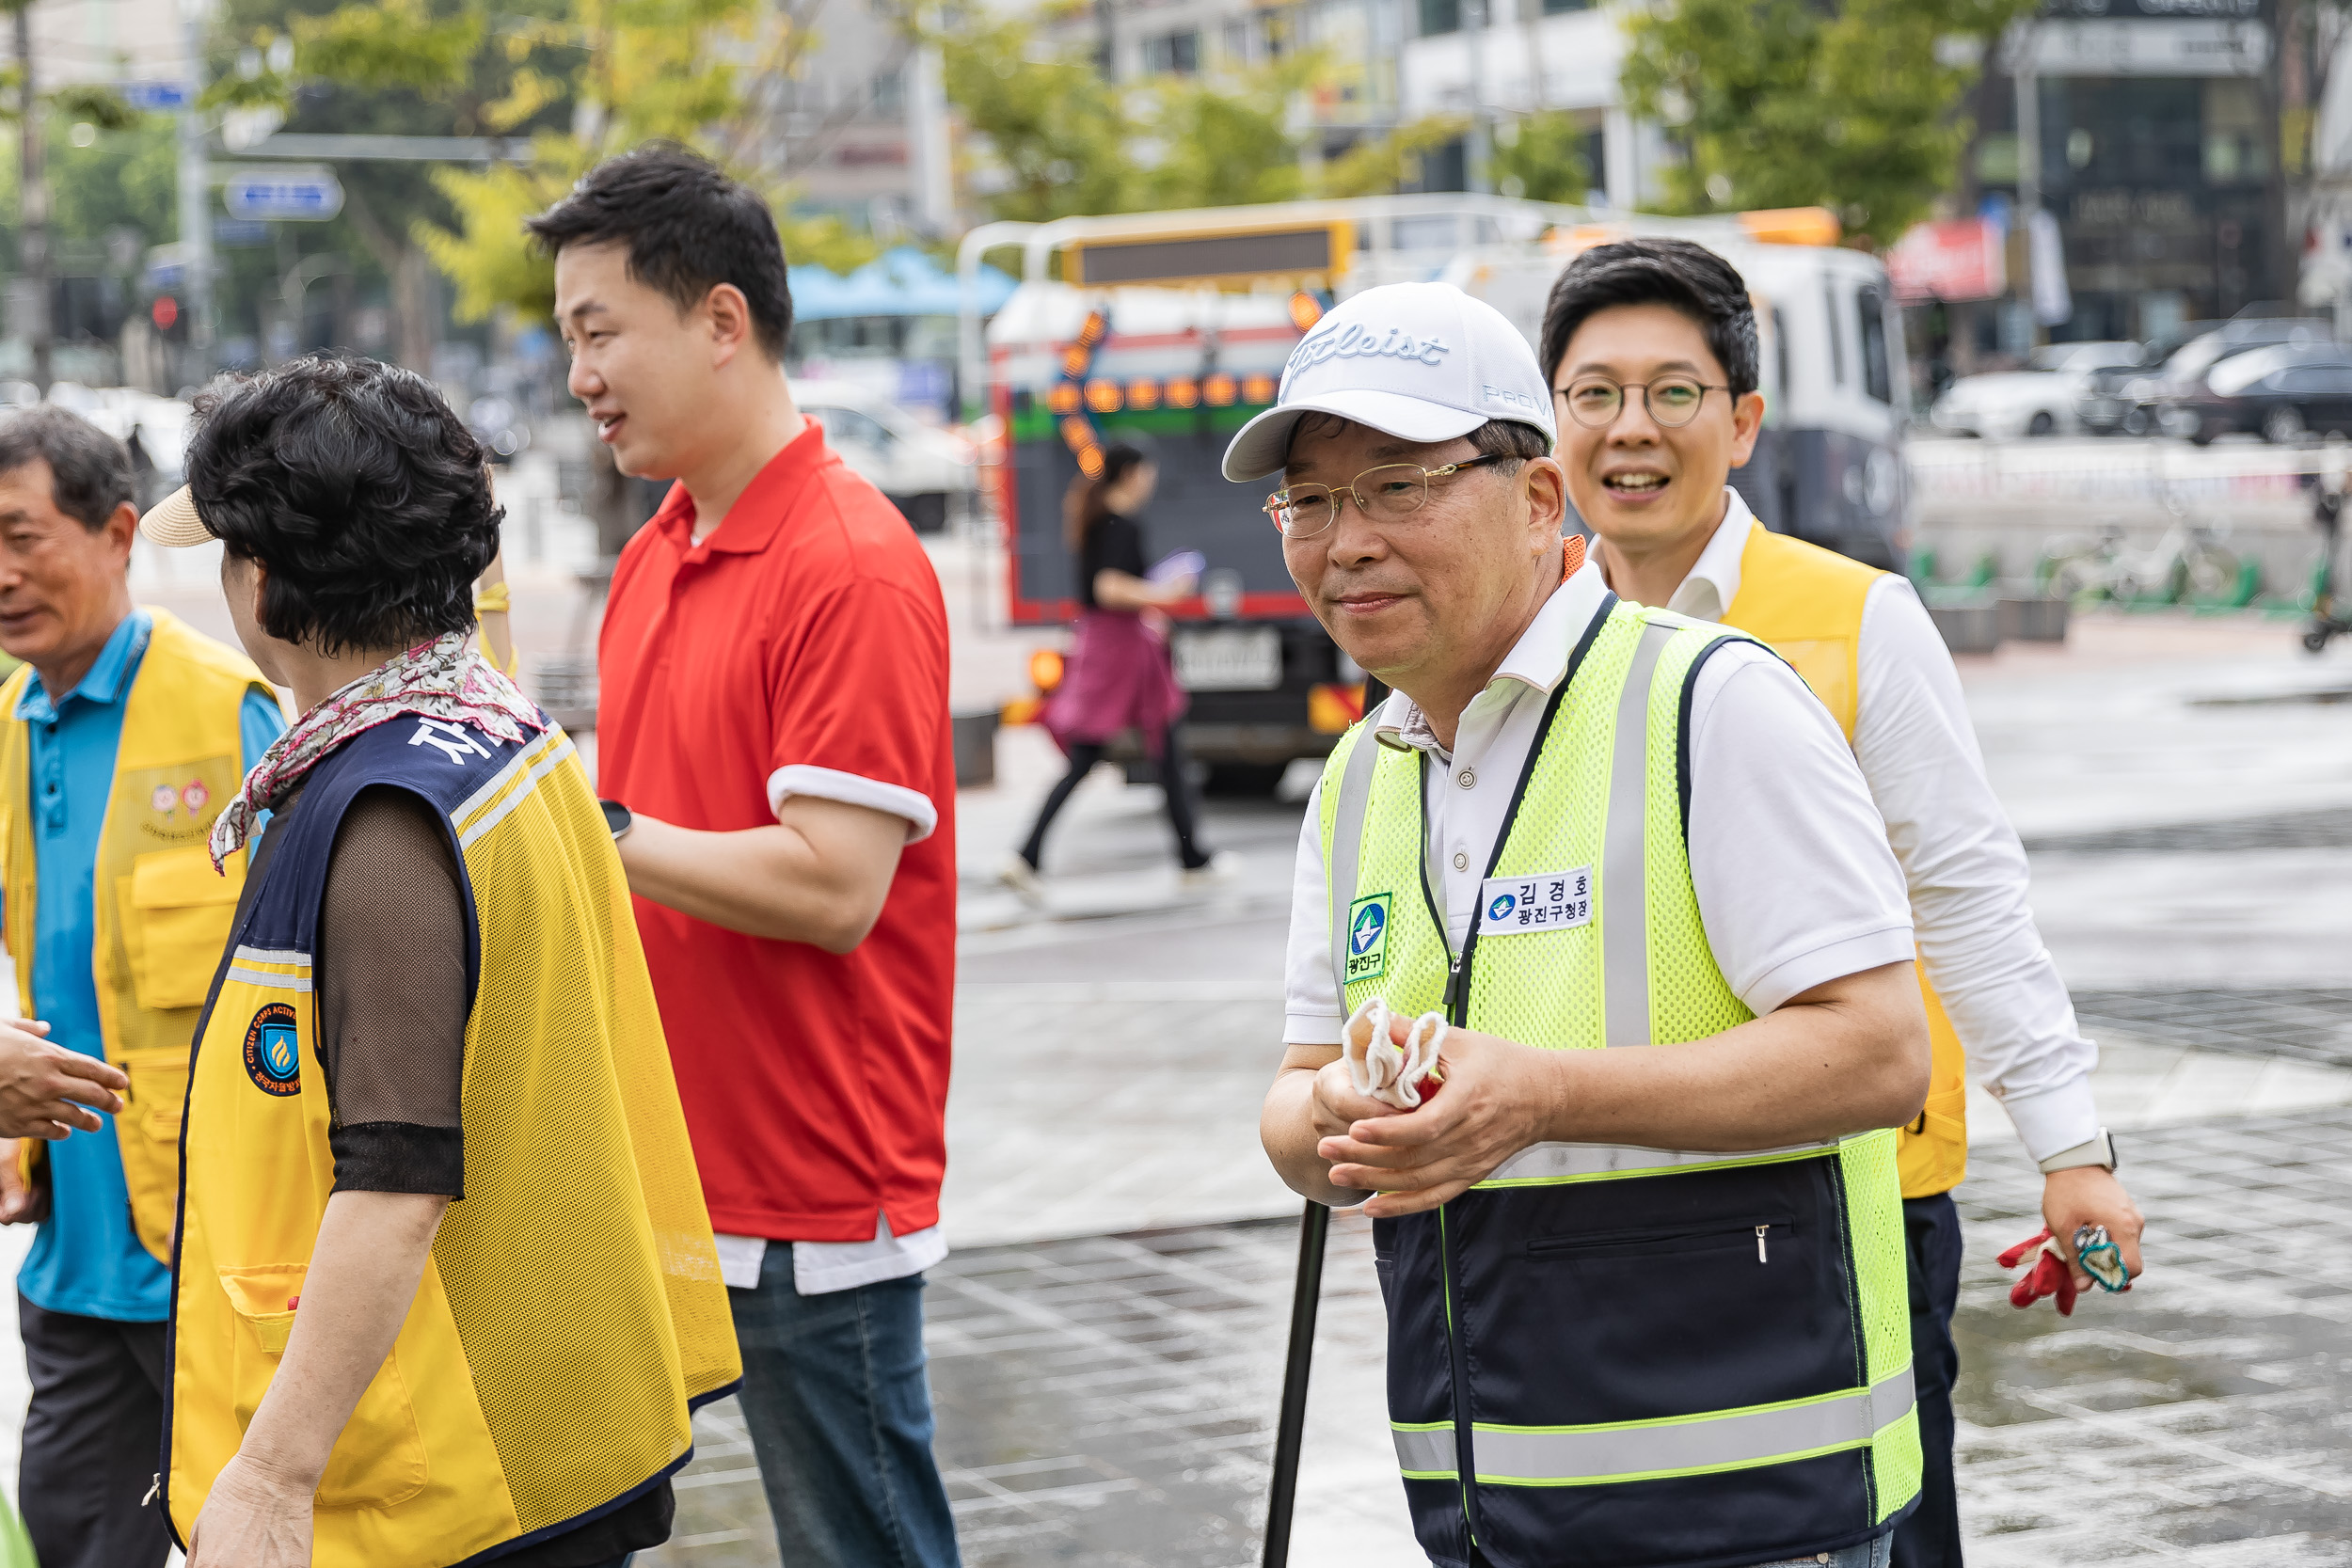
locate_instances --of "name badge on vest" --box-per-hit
[1478,868,1593,936]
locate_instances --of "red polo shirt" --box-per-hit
[597,423,955,1243]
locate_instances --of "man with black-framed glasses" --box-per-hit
[1248,280,1934,1568]
[1540,236,2144,1568]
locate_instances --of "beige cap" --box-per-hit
[139,485,213,547]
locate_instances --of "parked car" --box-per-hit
[793,382,977,534]
[2123,318,2334,437]
[2175,342,2352,445]
[1927,341,2141,438]
[2077,321,2222,434]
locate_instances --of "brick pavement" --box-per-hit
[2070,990,2352,1069]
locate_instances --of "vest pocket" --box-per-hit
[115,1047,190,1263]
[128,847,241,1011]
[216,1264,432,1511]
[1525,1212,1796,1264]
[1466,1165,1859,1427]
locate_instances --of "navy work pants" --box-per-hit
[18,1294,173,1568]
[1892,1193,1965,1568]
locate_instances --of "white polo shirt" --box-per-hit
[1658,492,2101,1164]
[1283,553,1916,1059]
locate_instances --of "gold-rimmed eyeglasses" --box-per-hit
[1263,453,1511,539]
[1554,375,1730,430]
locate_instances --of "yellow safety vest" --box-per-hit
[1323,599,1919,1565]
[1720,518,1970,1198]
[0,610,276,1261]
[166,714,740,1563]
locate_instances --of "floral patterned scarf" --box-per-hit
[210,630,547,869]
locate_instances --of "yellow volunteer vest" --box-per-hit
[1720,518,1969,1198]
[167,716,740,1564]
[0,610,276,1260]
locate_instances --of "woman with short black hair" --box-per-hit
[145,356,739,1568]
[1001,444,1232,899]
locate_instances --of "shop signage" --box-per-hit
[2026,18,2268,75]
[1886,219,2007,304]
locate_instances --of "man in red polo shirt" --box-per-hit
[530,147,961,1567]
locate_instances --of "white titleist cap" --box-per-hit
[1221,281,1556,483]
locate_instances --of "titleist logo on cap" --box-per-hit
[1288,323,1452,375]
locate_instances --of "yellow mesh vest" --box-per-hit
[1722,519,1969,1198]
[0,610,277,1260]
[1318,601,1920,1544]
[167,721,740,1563]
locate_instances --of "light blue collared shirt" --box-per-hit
[15,610,284,1322]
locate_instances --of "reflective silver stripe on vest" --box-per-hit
[1601,620,1677,1049]
[1480,1132,1851,1185]
[1327,727,1385,998]
[1391,1425,1456,1475]
[1391,1366,1915,1482]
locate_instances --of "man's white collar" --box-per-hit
[1664,489,1758,622]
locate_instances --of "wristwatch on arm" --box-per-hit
[598,800,634,842]
[2037,1128,2118,1176]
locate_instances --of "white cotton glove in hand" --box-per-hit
[1343,997,1448,1110]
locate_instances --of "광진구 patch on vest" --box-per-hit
[1477,867,1592,936]
[1345,891,1391,985]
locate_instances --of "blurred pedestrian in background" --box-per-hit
[145,356,738,1568]
[1542,237,2143,1568]
[0,405,283,1568]
[1001,444,1232,899]
[534,147,963,1567]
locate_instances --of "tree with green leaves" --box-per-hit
[1490,112,1592,206]
[0,0,140,389]
[934,12,1323,222]
[203,0,578,368]
[1619,0,2034,246]
[215,0,880,369]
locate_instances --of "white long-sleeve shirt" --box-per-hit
[1661,491,2101,1164]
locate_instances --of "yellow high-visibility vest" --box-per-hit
[0,610,276,1260]
[1721,519,1970,1199]
[167,714,740,1563]
[1321,598,1918,1565]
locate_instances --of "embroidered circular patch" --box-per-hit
[242,1003,302,1096]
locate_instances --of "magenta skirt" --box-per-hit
[1043,610,1189,756]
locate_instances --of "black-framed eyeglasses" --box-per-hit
[1554,375,1730,430]
[1263,452,1512,539]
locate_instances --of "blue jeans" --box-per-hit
[1753,1532,1895,1568]
[731,1244,961,1567]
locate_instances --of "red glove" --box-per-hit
[1997,1227,2079,1317]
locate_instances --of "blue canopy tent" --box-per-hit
[788,248,1016,415]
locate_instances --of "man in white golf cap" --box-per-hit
[1254,281,1934,1568]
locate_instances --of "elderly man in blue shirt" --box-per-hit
[0,406,284,1568]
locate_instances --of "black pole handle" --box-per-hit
[1263,1199,1331,1568]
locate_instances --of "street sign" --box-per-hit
[222,166,344,223]
[119,81,192,112]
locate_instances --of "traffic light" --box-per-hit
[151,294,184,341]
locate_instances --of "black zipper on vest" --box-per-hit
[1414,594,1616,1550]
[1524,1213,1797,1262]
